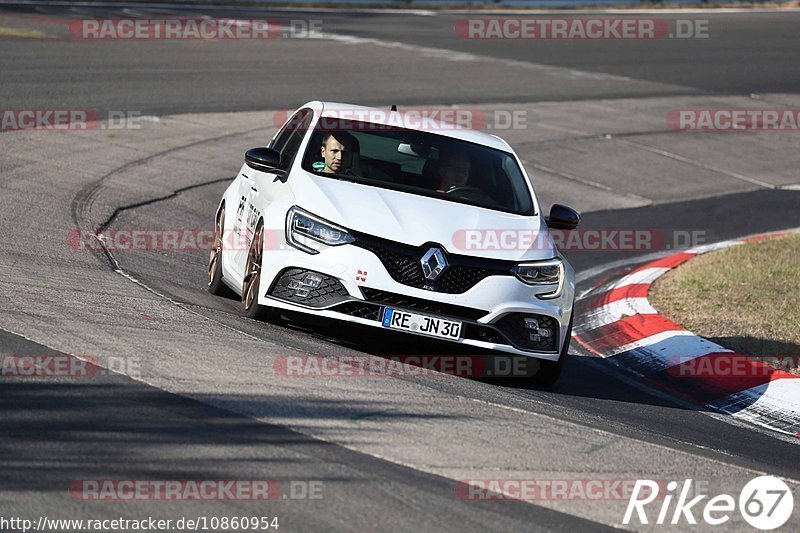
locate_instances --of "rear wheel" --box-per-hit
[531,314,573,387]
[208,206,233,297]
[242,223,278,321]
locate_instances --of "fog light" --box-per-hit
[287,279,310,298]
[538,328,551,338]
[524,317,539,330]
[286,273,324,299]
[303,274,323,288]
[529,333,542,342]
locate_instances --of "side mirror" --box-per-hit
[245,147,282,173]
[546,204,580,230]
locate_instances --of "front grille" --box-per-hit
[494,313,559,353]
[353,234,514,294]
[360,287,488,321]
[462,323,505,344]
[330,296,555,353]
[269,268,350,308]
[329,301,382,321]
[332,298,504,347]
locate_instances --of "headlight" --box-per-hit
[286,206,355,254]
[512,258,564,299]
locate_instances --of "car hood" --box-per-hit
[292,172,557,262]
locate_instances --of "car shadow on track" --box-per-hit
[271,312,694,410]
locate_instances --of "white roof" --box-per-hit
[300,101,513,152]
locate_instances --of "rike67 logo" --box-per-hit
[624,476,794,530]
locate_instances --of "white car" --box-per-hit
[208,102,580,385]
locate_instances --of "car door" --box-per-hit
[228,168,253,280]
[232,108,314,276]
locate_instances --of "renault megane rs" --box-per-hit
[208,102,580,385]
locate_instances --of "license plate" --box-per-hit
[382,308,462,340]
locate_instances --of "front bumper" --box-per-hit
[258,241,574,360]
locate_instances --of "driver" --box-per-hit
[320,131,356,174]
[435,150,471,192]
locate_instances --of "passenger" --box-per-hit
[435,150,471,191]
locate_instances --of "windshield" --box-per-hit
[301,118,535,216]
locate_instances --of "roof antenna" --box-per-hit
[390,105,397,112]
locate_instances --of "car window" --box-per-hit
[270,108,313,170]
[302,118,535,216]
[278,111,313,171]
[269,114,296,151]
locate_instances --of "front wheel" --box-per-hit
[242,223,278,321]
[208,206,233,297]
[531,314,573,387]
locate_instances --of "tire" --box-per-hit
[531,313,573,387]
[208,206,234,297]
[241,223,278,321]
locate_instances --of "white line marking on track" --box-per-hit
[615,137,777,189]
[317,31,655,84]
[613,266,673,288]
[523,159,652,204]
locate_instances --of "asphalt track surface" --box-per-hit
[1,3,800,114]
[2,2,800,531]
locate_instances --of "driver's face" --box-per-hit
[438,153,470,190]
[321,137,347,173]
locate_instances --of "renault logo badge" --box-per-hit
[420,247,447,281]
